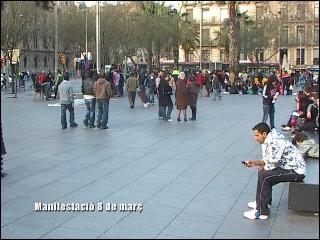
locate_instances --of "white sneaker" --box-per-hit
[243,209,268,220]
[167,118,172,122]
[248,201,257,209]
[248,201,271,209]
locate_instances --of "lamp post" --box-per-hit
[199,2,203,71]
[278,10,281,74]
[54,4,58,76]
[82,6,88,69]
[96,1,100,74]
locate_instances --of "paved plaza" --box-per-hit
[1,80,319,239]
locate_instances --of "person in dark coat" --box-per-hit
[187,77,199,121]
[158,74,174,121]
[175,72,189,121]
[1,122,7,177]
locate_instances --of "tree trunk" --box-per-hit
[146,48,153,73]
[154,46,161,71]
[228,1,238,85]
[173,45,179,68]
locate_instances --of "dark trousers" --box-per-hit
[256,167,305,215]
[190,106,196,120]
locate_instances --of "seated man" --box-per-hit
[242,122,306,220]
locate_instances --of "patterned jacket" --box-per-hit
[262,129,306,175]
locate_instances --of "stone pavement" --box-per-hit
[1,81,319,239]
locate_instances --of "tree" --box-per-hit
[228,1,238,85]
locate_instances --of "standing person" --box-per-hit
[1,122,7,177]
[53,70,63,99]
[112,68,121,97]
[58,73,78,129]
[242,122,306,220]
[212,72,222,101]
[145,72,156,104]
[81,70,96,128]
[93,72,112,129]
[119,72,124,96]
[175,72,189,121]
[187,77,199,121]
[262,77,278,129]
[204,71,212,97]
[126,72,139,108]
[158,72,174,121]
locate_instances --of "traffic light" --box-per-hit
[59,53,66,65]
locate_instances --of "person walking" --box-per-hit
[126,72,139,108]
[175,72,189,121]
[262,77,278,129]
[158,72,174,121]
[93,72,112,129]
[58,73,78,129]
[81,70,96,128]
[242,122,305,220]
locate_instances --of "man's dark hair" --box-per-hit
[252,122,271,134]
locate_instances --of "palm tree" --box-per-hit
[228,1,238,85]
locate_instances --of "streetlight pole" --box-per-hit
[54,4,58,76]
[199,2,202,71]
[278,10,281,74]
[96,1,100,74]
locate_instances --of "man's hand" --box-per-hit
[244,160,256,168]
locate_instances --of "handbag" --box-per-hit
[289,85,293,90]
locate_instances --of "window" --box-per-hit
[202,50,210,61]
[44,56,47,68]
[34,56,38,68]
[24,57,27,69]
[314,48,319,65]
[202,29,210,46]
[259,50,264,62]
[297,26,305,45]
[23,36,27,48]
[281,26,288,45]
[186,9,193,22]
[280,7,288,21]
[202,8,210,23]
[34,35,38,48]
[220,49,225,62]
[188,51,194,62]
[43,37,47,48]
[220,8,228,23]
[314,26,319,45]
[296,5,305,21]
[296,49,305,65]
[256,5,263,21]
[315,3,319,22]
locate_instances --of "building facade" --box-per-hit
[178,1,319,70]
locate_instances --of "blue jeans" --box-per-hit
[97,100,109,128]
[213,88,222,100]
[262,104,275,129]
[61,103,76,128]
[84,99,96,127]
[160,104,173,120]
